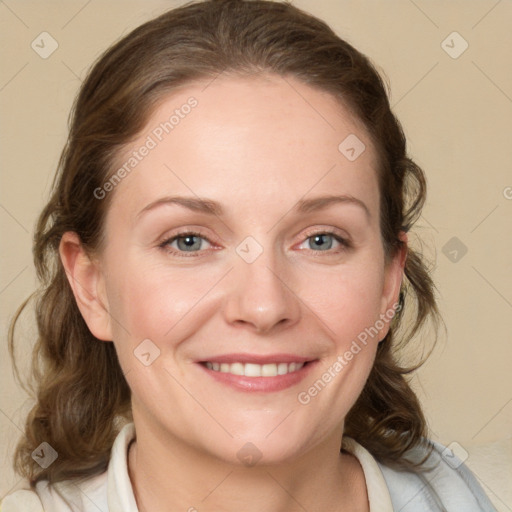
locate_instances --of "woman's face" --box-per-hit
[87,74,404,464]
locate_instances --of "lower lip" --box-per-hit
[197,361,317,392]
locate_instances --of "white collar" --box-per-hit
[107,422,393,512]
[341,436,394,511]
[107,422,138,511]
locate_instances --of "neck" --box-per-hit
[127,416,368,512]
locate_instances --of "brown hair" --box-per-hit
[9,0,440,485]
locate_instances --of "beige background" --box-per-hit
[1,0,511,508]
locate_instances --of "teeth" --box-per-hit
[230,362,244,375]
[245,363,261,377]
[277,362,288,375]
[261,364,277,377]
[204,361,305,377]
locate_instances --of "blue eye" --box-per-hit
[299,232,349,253]
[307,233,335,251]
[160,232,212,255]
[159,230,350,257]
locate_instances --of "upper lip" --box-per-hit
[198,353,315,364]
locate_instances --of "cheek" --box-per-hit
[103,265,201,388]
[296,267,384,426]
[106,261,209,339]
[300,261,385,344]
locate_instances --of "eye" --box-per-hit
[158,228,351,257]
[297,230,350,253]
[159,231,213,256]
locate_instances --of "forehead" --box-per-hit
[107,73,380,225]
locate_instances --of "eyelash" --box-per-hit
[158,229,351,258]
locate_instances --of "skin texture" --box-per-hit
[60,74,406,512]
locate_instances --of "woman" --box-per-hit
[4,0,497,510]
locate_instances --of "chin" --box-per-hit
[205,427,317,468]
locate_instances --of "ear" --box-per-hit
[378,231,408,340]
[59,231,113,341]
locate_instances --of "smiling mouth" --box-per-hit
[197,356,317,392]
[201,361,307,377]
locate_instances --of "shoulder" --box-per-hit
[2,488,44,512]
[2,423,136,512]
[2,472,108,512]
[375,439,498,512]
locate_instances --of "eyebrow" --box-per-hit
[136,194,371,220]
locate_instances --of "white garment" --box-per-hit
[1,423,497,511]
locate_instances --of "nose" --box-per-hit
[223,247,301,334]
